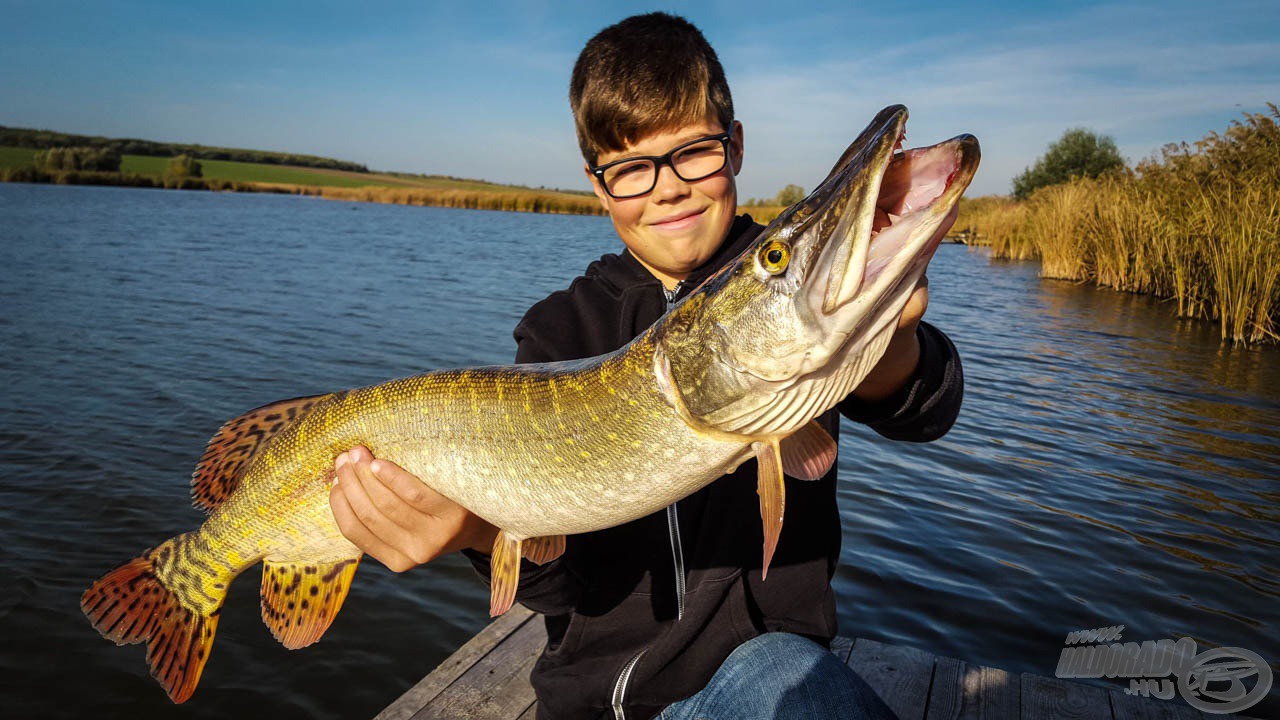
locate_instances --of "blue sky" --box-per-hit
[2,1,1277,197]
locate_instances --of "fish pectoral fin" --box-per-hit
[489,531,523,617]
[522,534,566,565]
[260,554,360,650]
[779,421,838,481]
[753,439,786,580]
[192,392,337,513]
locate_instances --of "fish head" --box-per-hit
[656,105,980,437]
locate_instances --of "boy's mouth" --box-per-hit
[650,207,706,232]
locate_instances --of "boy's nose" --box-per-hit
[650,163,691,201]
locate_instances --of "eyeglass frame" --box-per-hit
[588,129,736,199]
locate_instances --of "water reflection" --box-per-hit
[1,186,1276,718]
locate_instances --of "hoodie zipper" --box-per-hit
[611,649,647,720]
[662,283,688,622]
[608,284,688,720]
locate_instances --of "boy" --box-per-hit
[330,12,962,720]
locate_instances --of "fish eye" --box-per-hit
[757,241,790,275]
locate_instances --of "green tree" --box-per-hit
[33,146,121,172]
[775,184,806,206]
[165,154,203,179]
[1012,128,1125,200]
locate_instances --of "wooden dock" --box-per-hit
[376,606,1261,720]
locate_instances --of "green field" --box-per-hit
[0,146,595,195]
[0,146,38,169]
[3,147,396,189]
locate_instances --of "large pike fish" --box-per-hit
[82,105,979,702]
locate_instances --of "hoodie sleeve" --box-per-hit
[459,309,586,616]
[836,321,964,442]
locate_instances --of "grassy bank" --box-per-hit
[956,105,1280,344]
[0,147,605,216]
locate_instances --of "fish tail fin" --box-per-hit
[81,534,229,703]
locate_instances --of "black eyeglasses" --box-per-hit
[590,130,733,199]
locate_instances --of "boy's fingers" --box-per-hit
[328,482,417,572]
[369,458,448,512]
[348,456,451,565]
[351,457,433,533]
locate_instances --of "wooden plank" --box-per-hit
[376,605,535,720]
[515,703,538,720]
[925,655,963,720]
[847,638,935,720]
[963,664,1020,720]
[1021,673,1112,720]
[925,658,1020,720]
[1110,687,1205,720]
[830,636,855,663]
[412,612,547,720]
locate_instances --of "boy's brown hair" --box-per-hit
[570,12,734,165]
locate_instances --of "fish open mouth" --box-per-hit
[861,134,971,287]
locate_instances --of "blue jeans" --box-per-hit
[659,633,899,720]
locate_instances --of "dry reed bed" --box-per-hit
[955,106,1280,344]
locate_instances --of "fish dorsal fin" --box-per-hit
[191,393,335,513]
[779,421,838,481]
[260,554,361,649]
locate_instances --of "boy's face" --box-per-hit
[586,120,744,289]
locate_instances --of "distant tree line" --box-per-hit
[35,146,122,172]
[0,126,369,173]
[743,183,806,208]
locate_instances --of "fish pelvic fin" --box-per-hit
[260,554,361,649]
[754,439,786,580]
[81,534,231,703]
[779,421,838,481]
[521,534,566,565]
[192,392,338,513]
[489,531,522,617]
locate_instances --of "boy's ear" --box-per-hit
[729,120,745,175]
[584,164,611,212]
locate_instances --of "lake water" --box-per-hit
[1,183,1276,719]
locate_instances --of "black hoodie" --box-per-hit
[463,214,963,720]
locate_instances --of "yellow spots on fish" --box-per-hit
[564,437,574,446]
[579,450,590,460]
[607,432,619,441]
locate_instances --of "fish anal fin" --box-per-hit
[489,531,522,617]
[521,534,565,565]
[779,420,838,481]
[81,539,225,703]
[260,554,360,650]
[753,439,786,580]
[191,393,336,514]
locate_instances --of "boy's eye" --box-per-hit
[610,162,648,178]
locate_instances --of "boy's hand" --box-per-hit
[851,203,955,402]
[850,276,928,402]
[329,446,498,572]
